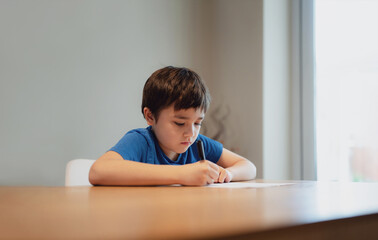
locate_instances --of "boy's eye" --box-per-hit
[174,122,185,126]
[174,121,202,127]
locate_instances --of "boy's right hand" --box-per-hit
[179,160,220,186]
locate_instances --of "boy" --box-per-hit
[89,66,256,186]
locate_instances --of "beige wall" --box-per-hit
[0,0,291,185]
[202,0,264,178]
[0,0,212,185]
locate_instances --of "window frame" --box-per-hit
[291,0,317,180]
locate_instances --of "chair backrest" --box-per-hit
[65,159,96,186]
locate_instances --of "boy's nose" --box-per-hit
[184,125,195,137]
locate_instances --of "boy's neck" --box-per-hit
[168,153,179,161]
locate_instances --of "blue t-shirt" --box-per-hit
[109,126,223,165]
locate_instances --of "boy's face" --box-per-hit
[145,105,204,161]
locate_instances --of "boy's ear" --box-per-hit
[143,107,155,125]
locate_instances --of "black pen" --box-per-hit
[197,140,206,160]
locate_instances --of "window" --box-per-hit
[315,0,378,181]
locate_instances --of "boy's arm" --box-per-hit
[216,148,257,183]
[89,151,220,186]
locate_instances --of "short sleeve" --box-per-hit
[198,135,223,164]
[109,132,148,162]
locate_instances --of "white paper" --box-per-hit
[206,182,294,188]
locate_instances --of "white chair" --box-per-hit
[65,159,96,186]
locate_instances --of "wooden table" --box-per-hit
[1,180,378,240]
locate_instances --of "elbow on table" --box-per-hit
[251,163,257,179]
[248,160,257,180]
[88,162,102,186]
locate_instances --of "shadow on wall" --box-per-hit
[202,104,239,153]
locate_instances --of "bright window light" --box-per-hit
[316,0,378,181]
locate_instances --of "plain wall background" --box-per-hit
[203,0,264,179]
[1,0,291,186]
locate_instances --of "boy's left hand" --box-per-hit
[217,167,232,183]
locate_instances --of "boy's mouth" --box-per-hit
[180,141,192,146]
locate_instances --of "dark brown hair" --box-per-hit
[142,66,211,120]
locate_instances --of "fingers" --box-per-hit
[218,168,232,183]
[206,175,215,184]
[208,163,219,183]
[198,160,219,184]
[218,168,227,183]
[224,170,232,183]
[205,160,219,172]
[202,161,233,184]
[196,160,233,185]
